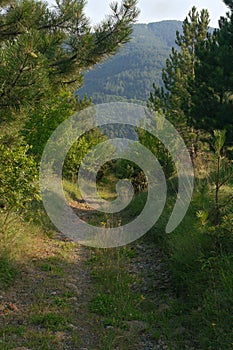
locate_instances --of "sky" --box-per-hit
[84,0,228,28]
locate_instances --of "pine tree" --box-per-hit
[148,6,210,157]
[190,0,233,145]
[0,0,139,121]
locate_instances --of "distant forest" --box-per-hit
[76,21,183,103]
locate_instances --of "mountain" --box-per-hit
[76,20,183,103]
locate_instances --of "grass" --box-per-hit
[63,173,118,204]
[0,164,232,349]
[30,312,69,330]
[62,178,81,202]
[153,183,233,350]
[85,169,233,349]
[0,213,38,289]
[0,205,90,349]
[87,246,149,346]
[0,239,91,349]
[0,254,18,289]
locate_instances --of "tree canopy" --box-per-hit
[190,0,233,144]
[0,0,139,121]
[149,1,233,146]
[148,6,210,158]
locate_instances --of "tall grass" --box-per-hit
[0,202,56,288]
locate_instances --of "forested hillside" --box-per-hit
[0,0,233,349]
[77,21,183,103]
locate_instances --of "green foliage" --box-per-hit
[0,2,232,349]
[155,126,233,349]
[88,246,143,334]
[196,209,208,226]
[21,90,83,160]
[0,140,39,212]
[153,181,233,349]
[0,0,139,121]
[30,312,68,330]
[0,0,140,246]
[213,130,226,155]
[138,121,175,179]
[148,9,212,172]
[210,130,233,225]
[190,0,233,144]
[0,139,40,250]
[21,89,105,180]
[113,159,147,192]
[149,7,210,138]
[0,254,18,288]
[62,178,81,202]
[64,128,110,180]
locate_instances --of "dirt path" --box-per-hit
[0,232,101,349]
[0,200,192,350]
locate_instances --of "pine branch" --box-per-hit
[0,54,29,99]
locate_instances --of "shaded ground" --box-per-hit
[0,232,101,349]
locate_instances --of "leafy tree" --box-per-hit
[0,139,39,234]
[21,90,90,160]
[0,0,139,122]
[190,0,233,145]
[0,140,38,210]
[137,123,175,180]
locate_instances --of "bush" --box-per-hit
[0,140,39,234]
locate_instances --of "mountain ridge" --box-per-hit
[76,20,183,103]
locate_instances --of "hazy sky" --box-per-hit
[84,0,228,28]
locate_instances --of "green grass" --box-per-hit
[0,169,232,350]
[0,251,85,349]
[62,178,81,202]
[87,247,149,346]
[24,331,62,350]
[36,256,66,276]
[30,312,69,330]
[0,206,55,289]
[86,171,233,349]
[0,254,18,288]
[62,173,118,203]
[150,182,233,350]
